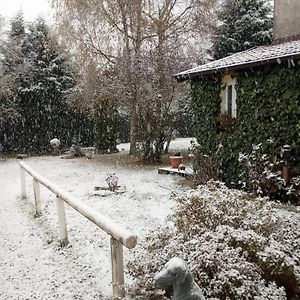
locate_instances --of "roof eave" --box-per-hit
[174,53,300,82]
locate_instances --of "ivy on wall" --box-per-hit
[191,77,220,151]
[191,62,300,185]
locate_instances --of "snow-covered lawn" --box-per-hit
[0,138,192,299]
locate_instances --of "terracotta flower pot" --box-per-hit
[170,156,183,168]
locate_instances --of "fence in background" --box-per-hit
[19,161,137,298]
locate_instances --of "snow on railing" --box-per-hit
[19,161,137,298]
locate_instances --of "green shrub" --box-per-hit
[239,142,300,204]
[189,142,221,186]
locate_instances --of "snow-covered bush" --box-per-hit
[127,181,300,299]
[239,143,300,205]
[189,142,221,186]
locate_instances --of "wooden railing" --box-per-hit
[19,161,137,298]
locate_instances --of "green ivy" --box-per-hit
[191,76,220,152]
[191,62,300,185]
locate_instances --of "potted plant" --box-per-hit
[169,149,183,168]
[216,113,236,133]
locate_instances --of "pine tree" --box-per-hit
[9,11,25,38]
[15,18,77,152]
[0,12,27,151]
[0,16,93,153]
[2,12,27,73]
[212,0,273,59]
[93,97,118,153]
[26,19,93,152]
[0,74,21,152]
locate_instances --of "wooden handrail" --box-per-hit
[19,161,137,297]
[19,161,137,249]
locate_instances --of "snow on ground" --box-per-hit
[0,138,192,299]
[117,137,195,153]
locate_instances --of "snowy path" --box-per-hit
[0,153,185,299]
[0,159,104,299]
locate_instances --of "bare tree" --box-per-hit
[51,0,217,158]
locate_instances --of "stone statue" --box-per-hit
[60,144,85,159]
[155,257,205,300]
[50,138,61,156]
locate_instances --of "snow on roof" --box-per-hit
[174,40,300,81]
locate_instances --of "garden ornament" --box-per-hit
[155,257,205,300]
[50,138,60,155]
[50,138,60,148]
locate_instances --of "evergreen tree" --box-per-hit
[15,18,77,152]
[93,97,118,153]
[0,12,27,151]
[175,95,193,137]
[0,16,93,153]
[9,11,25,38]
[212,0,273,59]
[0,75,21,152]
[2,12,27,73]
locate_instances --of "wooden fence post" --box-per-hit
[33,179,42,216]
[55,196,69,247]
[20,167,26,199]
[110,237,125,298]
[18,161,137,297]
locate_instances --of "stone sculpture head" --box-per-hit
[155,257,192,288]
[154,257,205,300]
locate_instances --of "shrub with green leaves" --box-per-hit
[189,142,221,186]
[239,142,300,204]
[127,181,300,299]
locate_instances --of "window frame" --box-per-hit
[220,75,237,118]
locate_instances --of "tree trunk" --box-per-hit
[129,0,142,156]
[164,130,173,154]
[129,105,137,155]
[154,136,165,162]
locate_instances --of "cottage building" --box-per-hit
[174,0,300,184]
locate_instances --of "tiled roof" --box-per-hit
[174,40,300,81]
